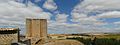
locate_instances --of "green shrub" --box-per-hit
[67,37,120,45]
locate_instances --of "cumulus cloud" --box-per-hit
[44,0,120,33]
[71,13,105,25]
[56,13,68,23]
[0,0,15,3]
[43,0,57,11]
[48,13,107,33]
[114,21,120,24]
[34,0,41,3]
[96,11,120,18]
[70,0,120,33]
[1,0,120,34]
[48,21,113,34]
[15,0,24,3]
[72,0,120,14]
[71,13,87,19]
[72,0,120,24]
[0,0,52,31]
[82,0,120,10]
[0,0,53,34]
[71,13,88,22]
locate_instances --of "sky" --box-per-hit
[0,0,120,34]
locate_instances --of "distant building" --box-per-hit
[0,28,20,45]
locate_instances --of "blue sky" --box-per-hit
[28,0,120,23]
[32,0,120,34]
[33,0,81,22]
[0,0,120,34]
[30,0,81,13]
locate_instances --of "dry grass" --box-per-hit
[37,39,84,45]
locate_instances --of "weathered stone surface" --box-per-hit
[0,28,19,45]
[26,19,47,45]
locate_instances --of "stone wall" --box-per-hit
[26,19,47,45]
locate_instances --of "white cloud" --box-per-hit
[34,0,41,3]
[0,0,53,34]
[48,21,113,34]
[47,0,120,33]
[96,11,120,18]
[71,0,120,25]
[71,13,89,22]
[0,0,15,3]
[0,1,52,25]
[43,0,57,11]
[72,0,120,14]
[56,13,68,23]
[1,0,120,34]
[82,0,120,10]
[69,0,120,33]
[71,13,105,25]
[15,0,24,3]
[114,21,120,24]
[71,13,87,19]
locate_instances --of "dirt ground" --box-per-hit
[43,39,84,45]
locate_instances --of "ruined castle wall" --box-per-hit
[26,19,47,45]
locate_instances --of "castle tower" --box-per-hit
[26,19,47,45]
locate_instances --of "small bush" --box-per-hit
[67,37,120,45]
